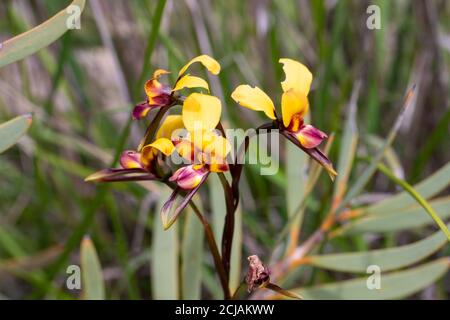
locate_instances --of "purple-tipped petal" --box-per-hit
[119,150,143,169]
[132,102,152,120]
[294,124,327,149]
[169,165,208,190]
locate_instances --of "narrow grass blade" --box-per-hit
[80,236,105,300]
[366,161,450,215]
[152,188,179,299]
[208,174,226,246]
[335,196,450,235]
[376,163,450,241]
[309,224,449,272]
[341,85,416,208]
[366,135,404,179]
[332,81,360,207]
[288,258,449,299]
[285,139,308,254]
[0,0,86,68]
[181,204,204,299]
[0,113,32,153]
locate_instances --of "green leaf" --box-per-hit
[376,163,450,241]
[151,188,179,299]
[0,0,86,68]
[80,236,105,300]
[0,114,32,153]
[181,203,204,299]
[366,161,450,215]
[366,134,404,179]
[336,196,450,235]
[291,258,449,299]
[333,82,360,204]
[209,174,225,247]
[308,224,449,272]
[285,139,308,252]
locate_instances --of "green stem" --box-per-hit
[377,163,450,242]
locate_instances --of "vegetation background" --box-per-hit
[0,0,449,299]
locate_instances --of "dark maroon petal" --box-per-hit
[132,102,153,120]
[85,168,157,182]
[281,130,337,180]
[150,94,172,106]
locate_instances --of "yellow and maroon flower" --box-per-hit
[132,55,221,119]
[231,58,337,179]
[85,116,183,183]
[169,93,231,189]
[160,93,231,229]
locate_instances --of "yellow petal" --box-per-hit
[147,138,175,156]
[178,55,221,77]
[281,89,309,128]
[175,139,196,162]
[201,131,231,160]
[153,69,170,78]
[172,75,209,92]
[182,93,222,131]
[141,138,174,168]
[230,85,276,120]
[279,58,312,95]
[156,115,185,140]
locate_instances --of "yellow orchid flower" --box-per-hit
[169,93,231,190]
[85,116,183,182]
[133,55,221,119]
[231,58,337,179]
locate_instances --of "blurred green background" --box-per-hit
[0,0,449,300]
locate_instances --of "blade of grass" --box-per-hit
[308,223,449,272]
[367,161,450,215]
[80,236,105,300]
[340,85,416,209]
[151,188,179,299]
[333,196,450,235]
[286,258,449,300]
[181,204,204,299]
[376,163,450,241]
[0,0,86,68]
[0,113,32,153]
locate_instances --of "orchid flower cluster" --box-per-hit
[86,54,336,298]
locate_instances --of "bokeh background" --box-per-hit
[0,0,449,299]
